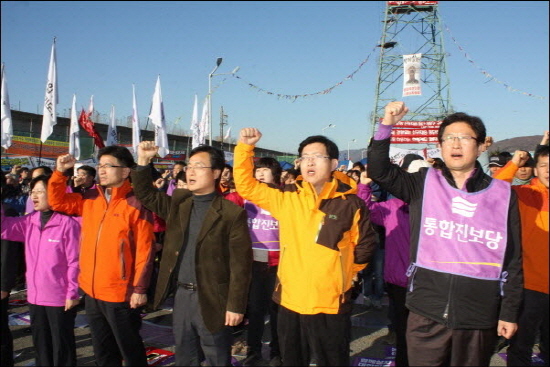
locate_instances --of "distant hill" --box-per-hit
[488,135,543,154]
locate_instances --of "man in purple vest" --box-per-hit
[367,101,523,366]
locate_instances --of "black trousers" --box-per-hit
[84,294,147,366]
[386,283,409,367]
[28,303,77,366]
[246,261,280,358]
[173,287,232,366]
[277,305,351,366]
[1,297,14,367]
[406,311,497,366]
[507,289,549,366]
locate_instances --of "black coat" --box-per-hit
[368,137,523,329]
[131,168,252,333]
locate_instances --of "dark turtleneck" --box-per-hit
[177,191,218,285]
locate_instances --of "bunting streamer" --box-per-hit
[231,47,377,101]
[443,23,547,100]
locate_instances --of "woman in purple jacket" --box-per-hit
[357,159,430,367]
[1,175,81,366]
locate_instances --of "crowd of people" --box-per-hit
[1,101,548,367]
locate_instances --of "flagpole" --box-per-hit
[38,141,43,166]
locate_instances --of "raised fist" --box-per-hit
[382,101,409,126]
[239,128,262,146]
[137,141,159,166]
[512,150,530,168]
[57,154,76,173]
[360,171,372,185]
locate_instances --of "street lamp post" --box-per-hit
[322,123,335,134]
[208,57,222,146]
[347,139,357,161]
[208,57,239,146]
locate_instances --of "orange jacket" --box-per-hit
[48,170,155,302]
[495,162,549,294]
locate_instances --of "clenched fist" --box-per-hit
[137,141,159,166]
[511,150,530,168]
[239,128,262,146]
[57,154,76,173]
[382,101,409,126]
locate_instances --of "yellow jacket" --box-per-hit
[234,143,376,314]
[495,162,549,294]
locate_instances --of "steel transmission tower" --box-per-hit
[371,1,453,137]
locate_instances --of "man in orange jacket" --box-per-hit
[48,146,155,366]
[495,138,549,366]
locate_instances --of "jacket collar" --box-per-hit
[29,210,63,229]
[440,160,491,192]
[295,170,357,199]
[98,179,133,200]
[530,177,548,192]
[196,193,224,244]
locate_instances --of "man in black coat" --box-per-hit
[131,141,252,366]
[368,102,523,366]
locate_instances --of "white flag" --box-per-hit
[131,85,140,155]
[1,64,13,150]
[88,95,94,114]
[149,75,169,158]
[198,96,209,146]
[106,105,118,146]
[224,126,231,140]
[68,94,80,159]
[41,40,58,143]
[190,94,200,149]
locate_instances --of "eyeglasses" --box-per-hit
[96,164,126,169]
[441,135,477,144]
[183,166,212,172]
[296,155,330,164]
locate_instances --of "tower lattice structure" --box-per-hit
[371,1,453,138]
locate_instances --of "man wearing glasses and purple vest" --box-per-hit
[367,102,523,366]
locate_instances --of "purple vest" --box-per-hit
[416,168,510,280]
[244,200,280,251]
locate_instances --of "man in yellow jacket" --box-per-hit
[234,128,376,366]
[495,141,549,366]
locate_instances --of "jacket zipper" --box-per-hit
[120,240,126,280]
[339,252,345,304]
[92,191,110,297]
[33,229,42,304]
[443,276,455,326]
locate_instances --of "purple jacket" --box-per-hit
[357,183,410,288]
[1,209,81,307]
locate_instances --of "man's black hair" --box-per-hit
[534,145,549,164]
[438,112,486,145]
[30,165,53,177]
[77,165,97,178]
[189,145,226,186]
[298,135,339,160]
[98,146,136,168]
